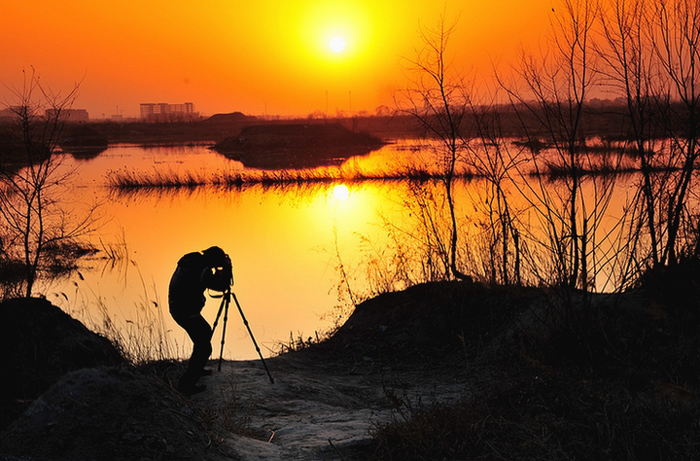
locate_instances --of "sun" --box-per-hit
[329,36,346,53]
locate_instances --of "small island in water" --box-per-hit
[212,122,387,169]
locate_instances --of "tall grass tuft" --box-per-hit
[106,165,473,193]
[52,260,179,365]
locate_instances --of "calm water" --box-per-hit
[41,140,637,361]
[42,141,439,360]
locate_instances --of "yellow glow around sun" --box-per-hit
[329,36,346,53]
[296,2,371,62]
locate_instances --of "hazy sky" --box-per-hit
[0,0,552,118]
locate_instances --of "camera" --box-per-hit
[209,255,233,292]
[221,254,233,284]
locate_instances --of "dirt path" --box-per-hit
[192,356,467,460]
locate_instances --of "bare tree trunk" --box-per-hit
[501,0,600,291]
[652,0,700,265]
[397,16,471,281]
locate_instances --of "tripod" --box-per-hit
[212,289,274,384]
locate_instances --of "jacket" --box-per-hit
[168,252,209,319]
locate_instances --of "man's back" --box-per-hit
[168,252,207,318]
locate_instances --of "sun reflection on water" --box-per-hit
[332,183,349,201]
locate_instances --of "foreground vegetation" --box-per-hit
[294,260,700,460]
[3,262,700,459]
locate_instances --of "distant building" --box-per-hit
[45,108,90,122]
[140,102,198,122]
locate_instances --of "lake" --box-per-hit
[41,141,450,361]
[40,139,638,361]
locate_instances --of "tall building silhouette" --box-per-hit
[140,102,197,122]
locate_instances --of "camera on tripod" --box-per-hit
[210,257,274,383]
[209,254,233,293]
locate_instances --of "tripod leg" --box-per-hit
[217,293,230,372]
[211,295,227,333]
[232,292,274,384]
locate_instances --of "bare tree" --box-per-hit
[465,99,525,285]
[0,70,97,297]
[598,0,700,270]
[598,0,663,270]
[650,0,700,264]
[500,0,617,292]
[396,15,472,281]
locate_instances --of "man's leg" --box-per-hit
[175,315,212,394]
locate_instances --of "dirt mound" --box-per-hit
[0,297,125,430]
[215,123,384,153]
[0,299,234,460]
[212,122,386,169]
[0,366,230,461]
[203,111,254,124]
[58,124,109,158]
[316,280,541,367]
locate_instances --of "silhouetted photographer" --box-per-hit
[168,246,232,396]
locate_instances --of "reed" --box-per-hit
[106,165,473,191]
[52,261,180,365]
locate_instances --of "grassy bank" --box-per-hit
[329,268,700,460]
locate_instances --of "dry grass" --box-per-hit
[105,165,473,192]
[53,260,179,365]
[364,264,700,461]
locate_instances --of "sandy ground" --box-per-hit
[192,354,467,460]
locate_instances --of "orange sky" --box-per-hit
[0,0,552,118]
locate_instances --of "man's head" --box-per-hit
[202,246,228,268]
[202,246,233,290]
